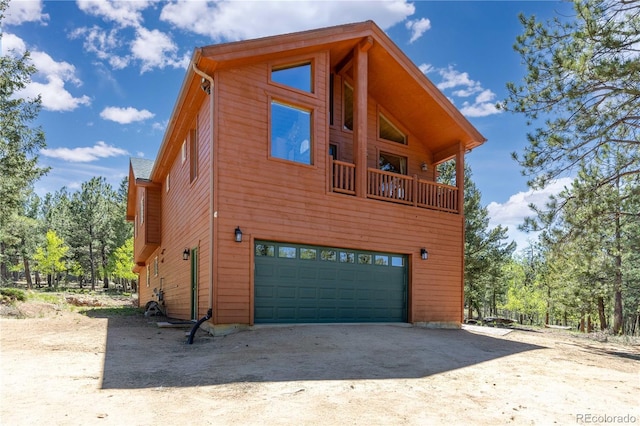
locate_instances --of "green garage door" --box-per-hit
[254,241,407,323]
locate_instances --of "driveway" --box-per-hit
[1,312,638,425]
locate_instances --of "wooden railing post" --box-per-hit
[412,175,418,206]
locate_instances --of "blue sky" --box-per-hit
[2,0,575,250]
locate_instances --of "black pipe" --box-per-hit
[187,308,213,344]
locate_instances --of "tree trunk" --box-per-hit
[612,209,623,334]
[89,239,96,291]
[0,241,7,283]
[597,296,607,331]
[35,271,41,287]
[612,177,624,334]
[23,257,33,289]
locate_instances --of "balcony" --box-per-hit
[331,159,459,214]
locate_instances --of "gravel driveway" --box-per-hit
[1,311,638,425]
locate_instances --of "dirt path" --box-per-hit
[1,308,638,425]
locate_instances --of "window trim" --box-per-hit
[377,148,409,175]
[342,80,354,133]
[140,194,144,225]
[377,107,408,145]
[189,126,198,184]
[268,96,315,167]
[268,56,316,97]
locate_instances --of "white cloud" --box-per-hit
[100,106,155,124]
[487,178,574,250]
[152,120,168,132]
[460,89,500,117]
[423,65,501,118]
[69,26,129,70]
[130,27,189,73]
[3,34,91,111]
[41,141,129,162]
[4,0,49,25]
[75,0,150,28]
[418,63,435,75]
[436,66,481,93]
[160,0,415,41]
[0,33,27,54]
[405,17,431,43]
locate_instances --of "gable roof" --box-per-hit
[130,157,154,181]
[126,157,155,220]
[151,20,485,180]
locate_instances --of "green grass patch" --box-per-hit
[29,292,64,304]
[79,306,142,318]
[1,288,27,302]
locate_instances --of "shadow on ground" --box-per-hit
[96,312,545,390]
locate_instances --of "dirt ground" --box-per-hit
[0,299,638,426]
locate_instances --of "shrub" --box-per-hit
[0,288,27,302]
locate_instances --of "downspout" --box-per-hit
[188,57,215,344]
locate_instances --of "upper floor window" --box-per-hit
[379,113,406,144]
[271,62,312,93]
[379,151,407,175]
[140,195,144,225]
[270,100,312,165]
[189,128,198,183]
[343,82,354,131]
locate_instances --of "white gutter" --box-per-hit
[191,58,216,318]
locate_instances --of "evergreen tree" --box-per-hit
[501,0,640,191]
[0,0,48,282]
[439,161,516,319]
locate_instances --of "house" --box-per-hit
[126,21,485,330]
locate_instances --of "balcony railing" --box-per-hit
[330,159,459,214]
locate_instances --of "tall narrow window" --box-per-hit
[379,113,406,144]
[343,82,353,131]
[140,195,144,225]
[271,100,312,165]
[189,128,198,182]
[271,62,312,93]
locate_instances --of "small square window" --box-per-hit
[340,252,355,263]
[391,256,405,267]
[278,246,297,259]
[272,62,312,93]
[375,255,389,266]
[358,254,372,264]
[300,248,317,260]
[256,244,275,257]
[271,100,312,165]
[321,250,337,261]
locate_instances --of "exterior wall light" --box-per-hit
[200,77,211,94]
[235,226,243,243]
[183,248,190,261]
[421,162,428,172]
[420,248,428,260]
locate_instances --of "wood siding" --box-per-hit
[133,27,479,326]
[211,50,463,325]
[136,100,212,320]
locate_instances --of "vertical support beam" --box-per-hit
[456,141,465,324]
[353,37,372,197]
[455,141,465,215]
